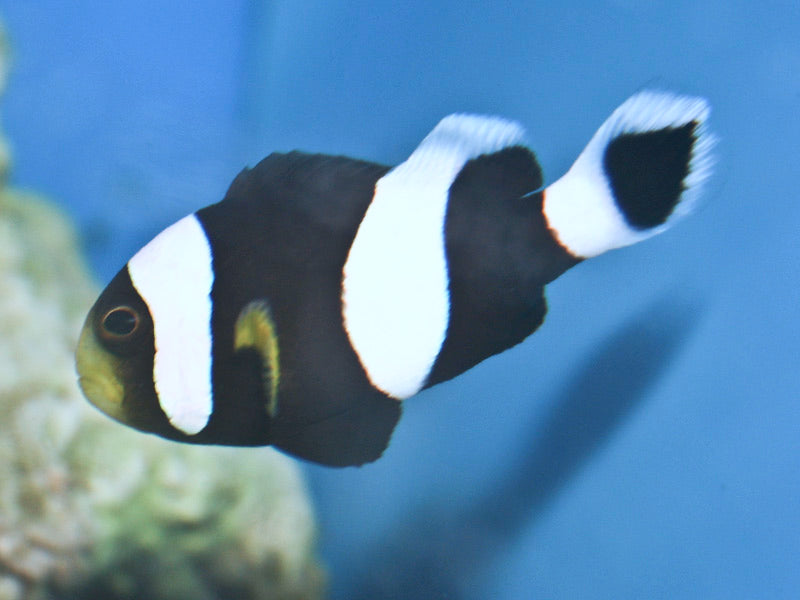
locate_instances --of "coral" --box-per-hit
[0,185,95,600]
[0,21,324,600]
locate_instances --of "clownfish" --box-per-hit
[76,90,714,467]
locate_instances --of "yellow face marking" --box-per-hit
[234,300,281,417]
[75,311,128,424]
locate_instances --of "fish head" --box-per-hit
[77,213,219,442]
[76,267,173,437]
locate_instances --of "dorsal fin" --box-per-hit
[395,113,528,180]
[216,151,391,239]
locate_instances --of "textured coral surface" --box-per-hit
[0,21,324,600]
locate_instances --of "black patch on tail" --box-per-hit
[603,121,697,229]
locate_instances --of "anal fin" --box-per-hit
[272,395,401,467]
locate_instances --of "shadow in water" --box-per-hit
[346,296,703,600]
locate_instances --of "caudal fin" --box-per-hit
[543,90,714,258]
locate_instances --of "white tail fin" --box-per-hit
[543,90,715,258]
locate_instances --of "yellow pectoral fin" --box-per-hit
[234,300,280,417]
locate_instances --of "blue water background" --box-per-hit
[0,2,798,598]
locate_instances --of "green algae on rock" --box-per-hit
[0,21,324,600]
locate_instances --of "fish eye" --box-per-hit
[101,306,140,338]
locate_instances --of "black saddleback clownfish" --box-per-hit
[76,90,714,467]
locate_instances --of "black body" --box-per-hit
[192,149,576,465]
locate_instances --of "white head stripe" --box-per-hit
[342,114,527,399]
[128,213,214,434]
[543,90,714,258]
